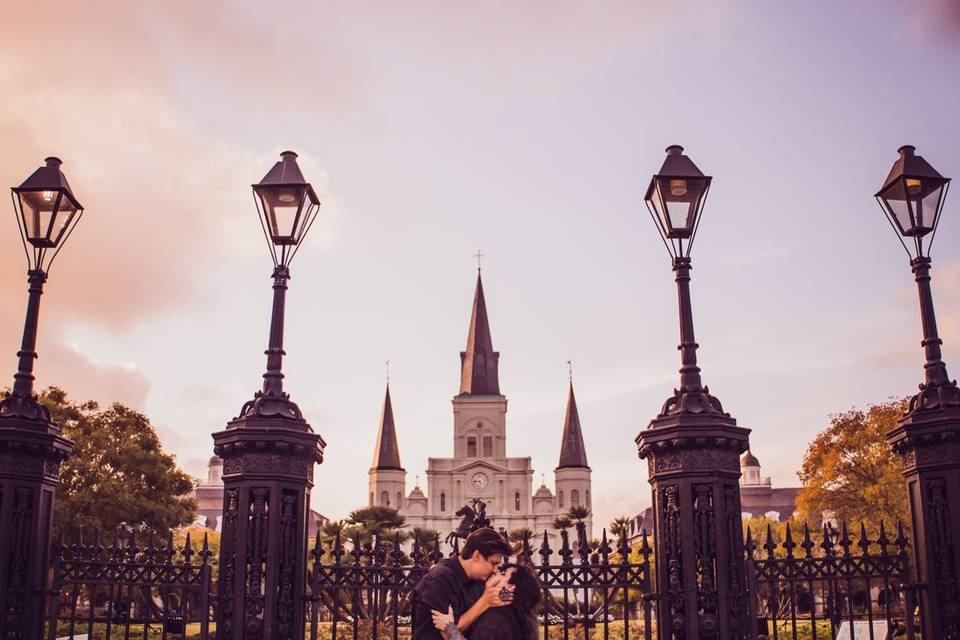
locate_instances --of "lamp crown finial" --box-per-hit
[665,145,684,156]
[44,156,62,168]
[897,145,916,158]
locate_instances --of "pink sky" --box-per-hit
[1,2,959,530]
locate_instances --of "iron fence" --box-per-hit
[746,520,916,640]
[305,525,654,640]
[46,530,214,640]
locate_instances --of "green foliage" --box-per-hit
[508,527,533,544]
[567,505,590,522]
[609,516,631,538]
[551,515,573,531]
[40,387,196,536]
[345,505,407,543]
[796,399,909,531]
[410,526,440,554]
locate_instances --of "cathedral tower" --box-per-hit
[369,384,406,508]
[452,270,508,461]
[555,381,593,538]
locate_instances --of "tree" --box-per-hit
[796,399,909,531]
[552,515,572,531]
[411,527,440,557]
[508,527,533,545]
[567,505,590,523]
[609,516,632,539]
[345,505,407,543]
[40,387,196,536]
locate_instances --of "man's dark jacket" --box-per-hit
[411,557,483,640]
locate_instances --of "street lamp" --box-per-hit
[643,145,723,416]
[1,157,84,421]
[239,150,321,421]
[875,145,958,412]
[213,151,325,637]
[636,146,750,640]
[0,156,81,640]
[878,146,960,640]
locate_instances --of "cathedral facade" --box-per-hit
[367,271,593,542]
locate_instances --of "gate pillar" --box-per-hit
[213,408,323,640]
[638,409,750,640]
[0,414,71,640]
[888,402,960,639]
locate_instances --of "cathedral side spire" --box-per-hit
[459,271,501,396]
[371,384,403,471]
[557,382,589,469]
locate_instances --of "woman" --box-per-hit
[432,563,541,640]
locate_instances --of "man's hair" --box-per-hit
[460,527,512,560]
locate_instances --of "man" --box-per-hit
[411,528,513,639]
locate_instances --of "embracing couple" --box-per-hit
[411,528,541,640]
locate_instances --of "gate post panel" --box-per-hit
[638,414,750,640]
[213,417,324,640]
[0,417,71,640]
[888,405,960,640]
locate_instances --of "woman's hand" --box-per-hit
[480,574,514,609]
[432,605,454,631]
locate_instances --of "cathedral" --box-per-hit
[367,270,593,542]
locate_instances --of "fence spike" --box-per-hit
[183,531,195,564]
[599,529,611,565]
[895,520,908,554]
[820,523,835,556]
[877,520,890,556]
[411,535,424,567]
[429,532,442,563]
[520,530,533,565]
[576,521,590,565]
[800,523,814,558]
[783,522,795,558]
[763,523,776,559]
[539,530,552,567]
[200,532,211,564]
[839,521,852,557]
[352,530,362,566]
[858,522,870,556]
[559,528,573,566]
[451,536,461,559]
[744,527,754,558]
[333,530,344,565]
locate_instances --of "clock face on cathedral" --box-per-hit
[470,472,489,491]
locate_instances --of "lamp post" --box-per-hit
[876,145,960,640]
[635,146,751,640]
[0,157,82,640]
[212,151,326,640]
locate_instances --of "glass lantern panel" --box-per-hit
[648,182,671,235]
[49,195,79,247]
[880,179,918,236]
[915,182,944,232]
[258,186,306,245]
[17,190,59,247]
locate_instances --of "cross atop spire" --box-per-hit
[567,358,573,383]
[371,383,403,471]
[474,249,485,272]
[557,380,590,469]
[459,270,501,396]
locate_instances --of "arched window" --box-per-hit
[467,437,477,457]
[558,491,564,508]
[586,490,591,508]
[440,492,446,512]
[482,436,493,457]
[396,492,403,507]
[514,492,521,511]
[571,489,580,507]
[370,492,374,506]
[381,491,390,506]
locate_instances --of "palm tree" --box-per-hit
[552,515,573,531]
[508,527,533,545]
[609,516,632,539]
[567,505,590,523]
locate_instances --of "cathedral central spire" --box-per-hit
[459,271,501,396]
[557,382,589,469]
[371,384,403,470]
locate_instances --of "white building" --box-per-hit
[368,271,593,542]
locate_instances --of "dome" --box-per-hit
[408,486,426,499]
[740,450,760,468]
[208,455,223,466]
[534,484,554,499]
